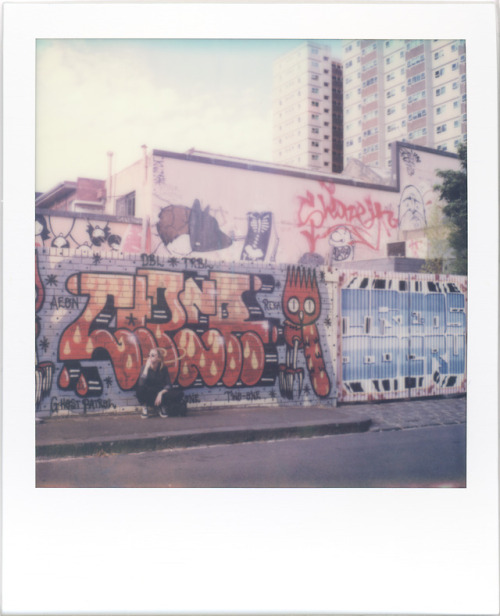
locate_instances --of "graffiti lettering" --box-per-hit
[51,397,82,412]
[141,253,164,267]
[82,399,117,413]
[262,299,281,311]
[58,268,280,396]
[297,182,398,254]
[50,296,80,310]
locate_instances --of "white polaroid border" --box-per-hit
[3,2,499,615]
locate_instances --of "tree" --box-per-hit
[421,205,452,274]
[433,142,467,275]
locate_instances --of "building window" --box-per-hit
[437,105,446,115]
[436,86,446,96]
[436,123,447,134]
[407,72,425,86]
[435,68,444,78]
[116,191,135,217]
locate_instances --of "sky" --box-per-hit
[36,39,343,193]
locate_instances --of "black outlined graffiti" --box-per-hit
[156,199,232,256]
[399,185,427,230]
[328,225,354,263]
[400,146,422,176]
[241,212,274,261]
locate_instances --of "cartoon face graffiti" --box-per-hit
[328,225,354,262]
[157,199,232,256]
[399,185,427,231]
[279,267,331,399]
[87,223,112,247]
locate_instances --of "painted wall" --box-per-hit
[337,270,467,402]
[35,248,337,416]
[35,211,145,254]
[144,144,460,267]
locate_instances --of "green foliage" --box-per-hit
[433,142,467,275]
[421,204,452,274]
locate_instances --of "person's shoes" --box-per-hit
[159,407,169,418]
[141,407,150,419]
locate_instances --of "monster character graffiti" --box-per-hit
[279,267,331,399]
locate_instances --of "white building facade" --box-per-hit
[272,42,343,172]
[343,39,467,170]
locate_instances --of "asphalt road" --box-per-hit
[36,423,466,488]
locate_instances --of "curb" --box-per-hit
[36,418,372,459]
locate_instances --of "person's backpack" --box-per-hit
[168,391,187,417]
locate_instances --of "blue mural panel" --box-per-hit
[339,272,467,401]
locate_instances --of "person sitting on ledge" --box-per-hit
[136,348,184,419]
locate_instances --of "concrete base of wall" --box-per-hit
[336,257,426,273]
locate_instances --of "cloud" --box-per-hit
[36,40,274,191]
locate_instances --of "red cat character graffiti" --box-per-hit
[279,267,331,399]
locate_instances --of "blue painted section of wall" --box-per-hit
[340,274,467,400]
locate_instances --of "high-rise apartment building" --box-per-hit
[343,39,467,170]
[272,42,343,172]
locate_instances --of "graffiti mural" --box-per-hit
[338,272,467,402]
[297,182,398,260]
[400,146,422,176]
[35,250,336,414]
[35,213,142,254]
[241,212,276,261]
[279,267,331,399]
[328,225,354,264]
[57,268,279,394]
[398,185,427,231]
[156,200,232,256]
[35,251,54,411]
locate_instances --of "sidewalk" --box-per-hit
[36,395,466,459]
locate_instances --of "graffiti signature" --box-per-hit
[297,182,398,254]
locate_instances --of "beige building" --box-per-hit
[272,42,343,172]
[343,39,467,170]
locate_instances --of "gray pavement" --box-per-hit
[36,395,466,459]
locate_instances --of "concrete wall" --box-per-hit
[147,143,460,267]
[35,248,338,416]
[35,211,145,254]
[35,247,466,416]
